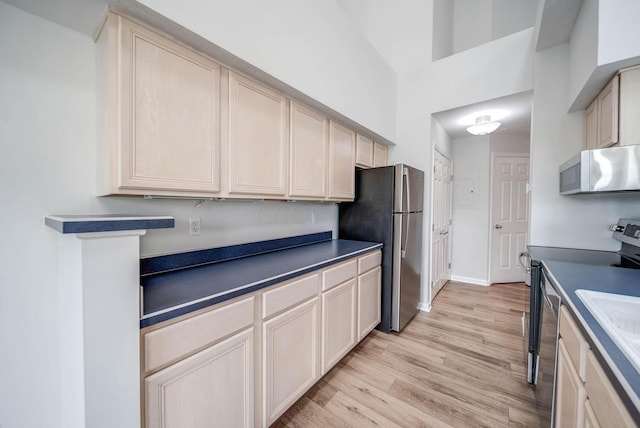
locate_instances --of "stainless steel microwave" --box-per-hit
[559,145,640,194]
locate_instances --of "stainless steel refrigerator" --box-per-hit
[338,164,424,332]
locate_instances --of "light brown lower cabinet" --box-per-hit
[583,398,600,428]
[145,328,254,428]
[555,305,635,428]
[556,339,587,427]
[321,278,357,374]
[262,297,319,426]
[358,266,381,340]
[142,250,381,428]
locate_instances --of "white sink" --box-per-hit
[575,289,640,373]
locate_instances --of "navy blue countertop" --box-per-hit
[141,238,382,327]
[539,259,640,418]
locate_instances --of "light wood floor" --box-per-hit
[273,281,540,428]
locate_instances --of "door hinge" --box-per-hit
[448,262,451,269]
[432,224,435,231]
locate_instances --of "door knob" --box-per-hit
[494,224,502,229]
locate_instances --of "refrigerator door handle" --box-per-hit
[401,214,409,258]
[401,167,410,258]
[403,166,410,212]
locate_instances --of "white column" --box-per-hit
[58,230,145,428]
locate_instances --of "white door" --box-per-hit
[490,155,530,284]
[431,149,452,299]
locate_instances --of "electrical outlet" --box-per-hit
[189,217,201,236]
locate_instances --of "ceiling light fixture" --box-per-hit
[466,115,501,136]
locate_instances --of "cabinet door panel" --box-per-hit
[119,18,220,192]
[585,99,598,150]
[321,278,357,373]
[355,134,374,168]
[585,350,635,427]
[597,75,619,148]
[289,102,328,198]
[358,266,381,340]
[145,328,253,428]
[555,339,586,428]
[228,72,288,196]
[263,298,319,426]
[328,121,356,200]
[373,142,388,167]
[619,67,640,145]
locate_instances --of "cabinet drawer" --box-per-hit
[144,296,254,373]
[358,250,381,274]
[322,259,357,292]
[560,305,589,381]
[262,273,319,319]
[585,351,635,427]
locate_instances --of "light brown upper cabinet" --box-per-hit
[373,142,388,167]
[584,99,598,150]
[618,65,640,145]
[96,13,221,196]
[289,102,328,199]
[596,75,619,148]
[328,121,356,200]
[97,12,366,202]
[226,72,289,197]
[355,134,374,168]
[584,65,640,150]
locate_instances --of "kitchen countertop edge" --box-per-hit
[140,240,383,328]
[541,260,640,421]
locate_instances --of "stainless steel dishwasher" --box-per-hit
[535,269,561,427]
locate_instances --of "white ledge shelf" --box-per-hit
[45,214,175,234]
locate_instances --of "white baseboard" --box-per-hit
[450,275,490,286]
[418,302,431,312]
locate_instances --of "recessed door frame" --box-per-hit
[429,146,453,306]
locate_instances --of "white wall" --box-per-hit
[568,0,598,109]
[597,0,640,66]
[0,3,338,427]
[453,0,492,54]
[97,198,337,257]
[491,0,537,41]
[529,43,640,251]
[490,132,530,154]
[432,0,454,61]
[137,0,397,142]
[432,0,536,59]
[450,136,492,283]
[450,133,530,284]
[0,4,94,427]
[432,118,453,159]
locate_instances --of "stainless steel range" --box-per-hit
[525,218,640,426]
